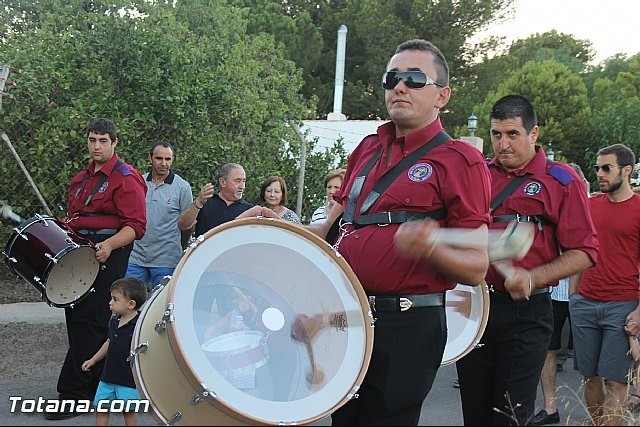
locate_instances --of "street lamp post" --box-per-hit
[547,141,555,161]
[467,114,478,141]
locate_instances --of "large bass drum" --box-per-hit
[130,218,374,425]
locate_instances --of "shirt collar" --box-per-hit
[146,170,175,184]
[88,153,120,176]
[378,117,445,155]
[489,145,548,176]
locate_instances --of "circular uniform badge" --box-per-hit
[408,163,433,183]
[523,181,542,196]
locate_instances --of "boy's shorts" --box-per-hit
[93,381,140,409]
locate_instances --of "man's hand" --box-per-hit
[196,183,215,207]
[236,206,279,219]
[625,310,640,336]
[94,241,113,263]
[393,220,440,260]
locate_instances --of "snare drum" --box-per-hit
[130,218,374,425]
[3,214,99,307]
[441,283,490,366]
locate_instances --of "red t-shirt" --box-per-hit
[580,193,640,302]
[486,148,598,291]
[66,153,147,239]
[334,118,491,294]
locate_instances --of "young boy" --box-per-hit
[82,277,147,426]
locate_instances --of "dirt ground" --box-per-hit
[0,267,45,304]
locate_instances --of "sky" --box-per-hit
[473,0,640,64]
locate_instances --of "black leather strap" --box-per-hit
[343,131,451,223]
[353,208,446,228]
[492,214,552,231]
[369,293,445,312]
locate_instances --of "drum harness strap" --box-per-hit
[335,131,451,312]
[340,130,451,232]
[70,159,124,235]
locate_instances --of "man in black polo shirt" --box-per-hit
[178,162,252,237]
[178,163,253,317]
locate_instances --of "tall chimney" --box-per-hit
[327,24,347,121]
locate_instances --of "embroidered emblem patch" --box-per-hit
[523,181,542,196]
[98,182,109,193]
[408,163,432,182]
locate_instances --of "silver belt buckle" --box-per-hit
[399,297,412,311]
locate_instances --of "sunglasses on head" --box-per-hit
[593,164,623,173]
[381,71,444,90]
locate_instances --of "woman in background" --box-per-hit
[260,176,301,224]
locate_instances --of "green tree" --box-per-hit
[0,0,344,230]
[466,60,591,167]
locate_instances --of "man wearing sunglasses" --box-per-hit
[306,39,491,425]
[456,95,599,426]
[570,143,640,426]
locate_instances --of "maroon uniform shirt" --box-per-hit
[486,147,598,291]
[334,118,491,295]
[66,153,146,239]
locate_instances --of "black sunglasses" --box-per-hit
[381,71,444,90]
[593,164,623,173]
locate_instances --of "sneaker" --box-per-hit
[531,409,560,425]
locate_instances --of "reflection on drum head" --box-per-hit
[262,307,285,331]
[442,284,489,366]
[132,218,374,425]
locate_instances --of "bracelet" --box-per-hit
[527,274,533,296]
[194,201,203,210]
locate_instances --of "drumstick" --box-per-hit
[290,314,326,385]
[0,201,23,223]
[428,221,535,262]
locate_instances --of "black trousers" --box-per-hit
[56,236,132,401]
[331,305,446,426]
[456,293,553,426]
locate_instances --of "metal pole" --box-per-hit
[289,121,307,218]
[1,132,53,215]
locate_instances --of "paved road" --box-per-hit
[0,302,591,426]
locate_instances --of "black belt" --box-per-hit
[492,214,552,230]
[489,286,550,303]
[353,208,446,228]
[76,228,118,236]
[368,293,445,312]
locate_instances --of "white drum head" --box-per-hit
[165,218,373,424]
[442,283,489,366]
[46,246,99,306]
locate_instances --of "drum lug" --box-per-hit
[33,275,42,285]
[4,254,16,264]
[347,385,361,400]
[127,342,149,362]
[65,237,79,248]
[166,412,182,425]
[154,303,175,333]
[45,253,58,264]
[191,383,215,405]
[15,230,28,240]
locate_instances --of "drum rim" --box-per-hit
[3,215,98,307]
[165,217,375,425]
[441,283,490,366]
